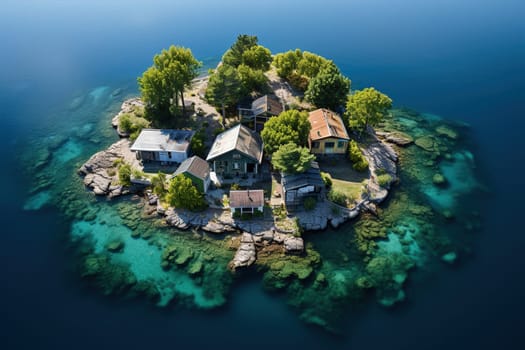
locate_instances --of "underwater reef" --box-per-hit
[19,87,486,332]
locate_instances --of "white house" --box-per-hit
[131,129,194,164]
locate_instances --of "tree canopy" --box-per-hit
[304,63,350,111]
[138,46,201,123]
[273,49,337,92]
[241,45,272,71]
[345,87,392,132]
[260,110,311,154]
[206,35,271,117]
[271,142,315,174]
[205,64,242,118]
[222,34,258,68]
[166,174,207,211]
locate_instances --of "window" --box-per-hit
[168,152,172,158]
[337,141,346,148]
[325,142,335,148]
[233,162,240,170]
[233,154,241,159]
[312,142,320,148]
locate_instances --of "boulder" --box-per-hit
[230,233,256,269]
[284,236,304,253]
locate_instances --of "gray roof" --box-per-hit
[251,95,283,117]
[206,124,263,163]
[131,129,194,153]
[282,161,324,192]
[229,190,264,209]
[173,156,210,180]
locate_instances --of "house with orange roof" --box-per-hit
[308,108,350,155]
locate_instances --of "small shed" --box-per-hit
[282,162,324,210]
[131,129,194,164]
[173,156,211,193]
[229,189,264,214]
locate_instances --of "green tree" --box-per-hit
[166,174,207,211]
[297,51,331,78]
[222,34,258,67]
[271,142,315,174]
[345,87,393,132]
[237,64,269,95]
[242,45,272,71]
[261,110,311,154]
[305,64,350,110]
[205,64,242,119]
[118,163,132,186]
[190,130,206,158]
[273,49,303,78]
[138,46,201,122]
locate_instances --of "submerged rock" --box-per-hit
[432,173,447,186]
[415,135,440,153]
[436,125,458,140]
[441,252,457,264]
[377,131,414,146]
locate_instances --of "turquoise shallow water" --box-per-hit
[1,0,525,349]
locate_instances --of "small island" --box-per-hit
[66,35,483,332]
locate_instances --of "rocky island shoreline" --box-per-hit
[78,96,401,270]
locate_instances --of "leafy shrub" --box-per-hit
[230,183,242,190]
[118,163,132,186]
[377,173,393,187]
[303,197,317,211]
[320,172,332,188]
[166,174,207,212]
[118,112,150,140]
[151,172,167,197]
[118,113,133,132]
[348,140,369,172]
[327,189,347,206]
[132,168,145,179]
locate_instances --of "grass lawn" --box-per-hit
[317,157,369,205]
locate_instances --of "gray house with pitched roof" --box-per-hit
[206,124,263,178]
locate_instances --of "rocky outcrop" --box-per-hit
[229,233,256,269]
[376,131,414,146]
[284,236,304,254]
[111,98,144,137]
[78,139,133,197]
[362,136,398,204]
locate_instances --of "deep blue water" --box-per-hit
[1,0,524,349]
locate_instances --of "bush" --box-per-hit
[348,140,369,172]
[320,172,332,188]
[377,173,393,187]
[118,163,132,186]
[119,113,133,132]
[151,172,167,197]
[303,197,317,211]
[132,168,145,179]
[166,174,207,211]
[230,183,242,190]
[327,189,347,206]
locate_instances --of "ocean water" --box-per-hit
[1,0,525,349]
